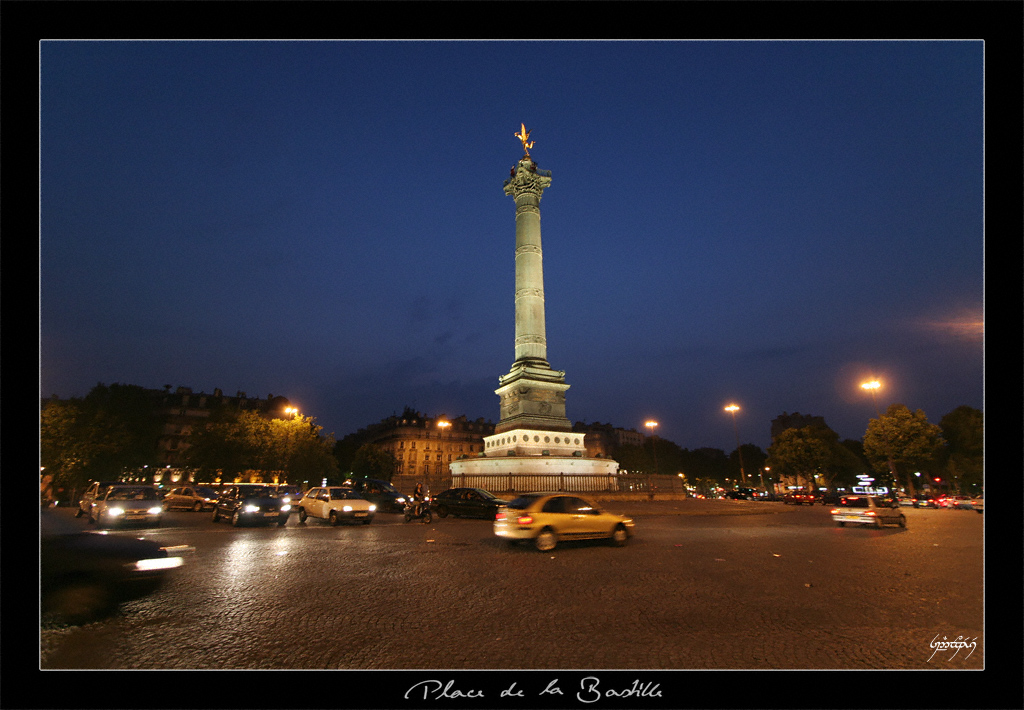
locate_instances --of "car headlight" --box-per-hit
[343,505,353,512]
[280,504,291,512]
[107,507,125,516]
[369,504,377,512]
[148,506,162,515]
[132,556,184,572]
[244,504,260,513]
[397,497,406,504]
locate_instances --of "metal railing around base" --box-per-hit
[449,473,687,495]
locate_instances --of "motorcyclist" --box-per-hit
[412,482,427,516]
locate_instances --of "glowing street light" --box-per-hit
[860,380,882,418]
[724,404,747,485]
[644,420,659,478]
[437,420,452,474]
[284,406,299,418]
[860,378,898,488]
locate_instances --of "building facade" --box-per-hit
[344,408,495,479]
[571,421,644,459]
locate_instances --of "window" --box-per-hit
[542,497,568,513]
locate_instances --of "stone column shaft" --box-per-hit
[504,158,553,367]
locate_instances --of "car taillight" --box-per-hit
[517,515,533,525]
[495,512,506,521]
[830,508,840,514]
[865,511,876,516]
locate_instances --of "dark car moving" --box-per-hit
[342,478,407,513]
[433,488,509,519]
[211,485,290,526]
[41,511,185,625]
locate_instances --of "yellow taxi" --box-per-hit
[493,492,634,551]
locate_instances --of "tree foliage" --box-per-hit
[185,411,338,483]
[863,404,945,495]
[766,426,836,491]
[348,444,397,482]
[40,384,164,492]
[937,406,983,492]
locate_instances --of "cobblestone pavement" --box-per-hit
[39,500,984,680]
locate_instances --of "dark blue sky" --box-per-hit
[40,40,984,452]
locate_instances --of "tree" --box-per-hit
[766,426,834,492]
[729,444,767,487]
[863,404,945,497]
[185,412,258,480]
[40,397,89,494]
[349,444,397,482]
[40,384,164,494]
[185,410,338,483]
[938,406,983,493]
[80,383,164,474]
[613,444,650,474]
[834,439,872,489]
[276,415,339,484]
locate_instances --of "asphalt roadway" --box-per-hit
[34,497,995,708]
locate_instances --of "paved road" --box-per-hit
[40,501,983,674]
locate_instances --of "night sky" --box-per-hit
[40,40,984,453]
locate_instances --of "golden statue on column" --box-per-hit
[515,123,535,157]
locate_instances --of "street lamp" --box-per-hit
[724,404,747,485]
[284,406,298,418]
[860,381,882,418]
[437,420,452,479]
[643,424,659,473]
[860,379,899,488]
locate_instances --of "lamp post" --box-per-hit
[644,420,659,499]
[282,407,299,484]
[860,379,899,489]
[724,404,747,486]
[437,420,452,480]
[644,420,659,475]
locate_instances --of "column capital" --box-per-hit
[503,158,552,200]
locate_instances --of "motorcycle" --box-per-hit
[403,496,433,524]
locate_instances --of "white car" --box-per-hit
[830,495,906,529]
[296,487,376,525]
[87,485,164,528]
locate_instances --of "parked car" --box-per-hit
[162,485,220,512]
[75,480,120,519]
[493,492,634,551]
[296,487,376,525]
[84,485,164,528]
[433,488,509,519]
[969,495,984,514]
[783,491,817,505]
[831,495,906,528]
[342,478,407,513]
[41,510,185,625]
[211,485,290,526]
